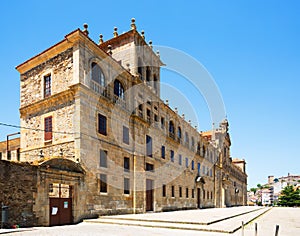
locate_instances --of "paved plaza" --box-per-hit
[0,207,299,235]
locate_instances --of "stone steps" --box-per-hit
[85,207,271,234]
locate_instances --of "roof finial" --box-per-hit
[175,107,178,113]
[156,50,160,57]
[83,23,89,36]
[99,34,104,45]
[166,100,169,106]
[182,114,185,120]
[113,27,118,37]
[107,45,112,55]
[141,30,145,39]
[131,18,136,30]
[149,40,153,49]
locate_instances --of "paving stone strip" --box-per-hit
[85,207,270,234]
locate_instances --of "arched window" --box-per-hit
[114,79,125,100]
[169,121,175,134]
[146,67,151,83]
[177,126,182,140]
[91,62,105,86]
[185,132,189,146]
[191,137,195,148]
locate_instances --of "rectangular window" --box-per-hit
[186,188,189,198]
[7,151,11,160]
[146,135,152,157]
[124,157,130,172]
[192,189,195,198]
[124,178,130,194]
[179,186,182,197]
[207,191,209,199]
[185,157,189,168]
[146,163,154,172]
[123,126,129,144]
[100,150,107,167]
[161,117,165,129]
[162,185,166,197]
[197,163,201,175]
[98,113,107,135]
[44,116,53,141]
[191,160,194,170]
[171,186,175,197]
[161,146,165,159]
[44,74,51,98]
[170,150,174,162]
[203,189,205,199]
[179,154,182,165]
[100,174,107,193]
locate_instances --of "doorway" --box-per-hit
[197,188,201,208]
[146,179,154,211]
[49,183,73,226]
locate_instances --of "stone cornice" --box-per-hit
[20,89,75,116]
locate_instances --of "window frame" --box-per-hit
[123,126,129,144]
[98,113,107,135]
[100,150,108,168]
[44,74,51,98]
[124,157,130,172]
[100,174,107,193]
[124,177,130,195]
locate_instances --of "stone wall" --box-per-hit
[0,160,38,227]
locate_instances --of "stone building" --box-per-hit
[0,137,20,161]
[13,19,247,226]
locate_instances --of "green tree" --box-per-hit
[278,185,300,207]
[250,187,257,194]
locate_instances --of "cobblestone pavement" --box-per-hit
[1,207,299,235]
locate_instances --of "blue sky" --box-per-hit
[0,1,299,188]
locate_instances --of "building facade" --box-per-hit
[14,19,247,226]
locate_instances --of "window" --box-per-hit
[185,132,189,146]
[161,146,165,159]
[153,75,158,91]
[191,160,194,170]
[124,178,130,194]
[138,104,143,118]
[203,189,205,199]
[210,169,212,177]
[0,152,2,160]
[146,66,151,83]
[124,157,130,172]
[145,163,154,172]
[207,191,209,199]
[100,150,107,167]
[146,135,152,157]
[44,116,53,141]
[138,57,143,79]
[154,114,158,122]
[179,154,182,165]
[186,188,189,198]
[169,121,175,137]
[179,186,182,197]
[171,186,175,197]
[192,189,195,198]
[91,62,105,86]
[185,157,189,168]
[146,109,151,123]
[197,163,201,175]
[98,113,107,135]
[177,127,182,140]
[114,79,125,100]
[161,117,165,129]
[123,126,129,144]
[17,148,20,161]
[211,191,213,199]
[191,137,195,149]
[162,185,166,197]
[7,151,11,160]
[44,74,51,98]
[170,150,174,162]
[100,174,107,193]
